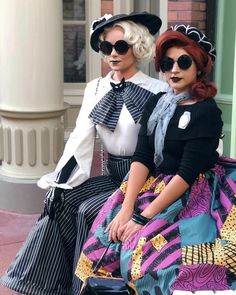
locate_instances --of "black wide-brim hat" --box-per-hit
[90,11,162,52]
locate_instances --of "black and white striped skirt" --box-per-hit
[0,155,131,295]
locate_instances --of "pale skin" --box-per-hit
[103,27,138,81]
[106,46,198,242]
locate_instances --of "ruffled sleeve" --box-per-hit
[37,78,101,190]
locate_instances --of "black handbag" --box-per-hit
[79,242,136,295]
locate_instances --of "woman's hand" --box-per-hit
[105,162,150,242]
[120,220,143,242]
[105,208,132,242]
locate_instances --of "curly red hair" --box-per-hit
[155,30,217,100]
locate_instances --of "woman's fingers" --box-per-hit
[120,221,143,242]
[105,221,113,233]
[108,221,127,242]
[105,210,133,241]
[109,222,120,242]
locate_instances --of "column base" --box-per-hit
[0,174,45,214]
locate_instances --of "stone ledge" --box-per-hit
[0,175,45,214]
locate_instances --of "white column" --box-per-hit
[230,32,236,157]
[0,0,67,212]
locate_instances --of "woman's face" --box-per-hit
[102,27,137,79]
[162,47,197,94]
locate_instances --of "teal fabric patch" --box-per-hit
[179,213,217,246]
[158,198,183,223]
[134,266,178,295]
[231,280,236,289]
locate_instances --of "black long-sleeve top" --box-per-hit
[132,92,223,185]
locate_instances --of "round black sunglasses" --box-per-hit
[99,40,131,56]
[160,55,193,72]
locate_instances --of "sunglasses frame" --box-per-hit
[99,40,131,56]
[160,54,193,72]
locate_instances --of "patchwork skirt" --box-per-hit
[76,157,236,295]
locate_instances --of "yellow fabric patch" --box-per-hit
[139,176,156,192]
[220,205,236,243]
[214,238,227,266]
[181,239,236,274]
[120,181,128,193]
[121,176,161,195]
[182,242,215,265]
[154,180,166,194]
[222,241,236,273]
[75,252,93,282]
[182,240,225,266]
[131,237,146,280]
[150,234,167,251]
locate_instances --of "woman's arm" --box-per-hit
[121,136,219,242]
[122,162,150,210]
[141,174,189,219]
[106,161,149,242]
[120,174,189,242]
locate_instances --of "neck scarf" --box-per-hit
[147,90,190,166]
[89,79,154,132]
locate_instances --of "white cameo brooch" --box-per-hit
[178,111,191,129]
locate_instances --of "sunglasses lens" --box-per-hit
[160,57,174,72]
[177,55,192,70]
[114,40,130,55]
[99,40,130,55]
[160,55,193,72]
[99,41,113,55]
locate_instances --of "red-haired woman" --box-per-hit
[76,25,236,295]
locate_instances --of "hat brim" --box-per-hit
[90,12,162,52]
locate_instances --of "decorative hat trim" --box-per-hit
[90,14,113,36]
[171,24,216,61]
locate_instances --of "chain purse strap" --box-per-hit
[95,77,101,96]
[100,142,106,176]
[93,241,113,274]
[94,77,106,176]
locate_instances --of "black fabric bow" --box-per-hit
[110,77,126,92]
[45,156,77,219]
[89,80,154,132]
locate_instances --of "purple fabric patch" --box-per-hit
[172,264,229,291]
[179,178,212,219]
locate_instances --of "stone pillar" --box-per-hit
[0,0,68,213]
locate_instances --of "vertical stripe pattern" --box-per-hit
[0,157,131,295]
